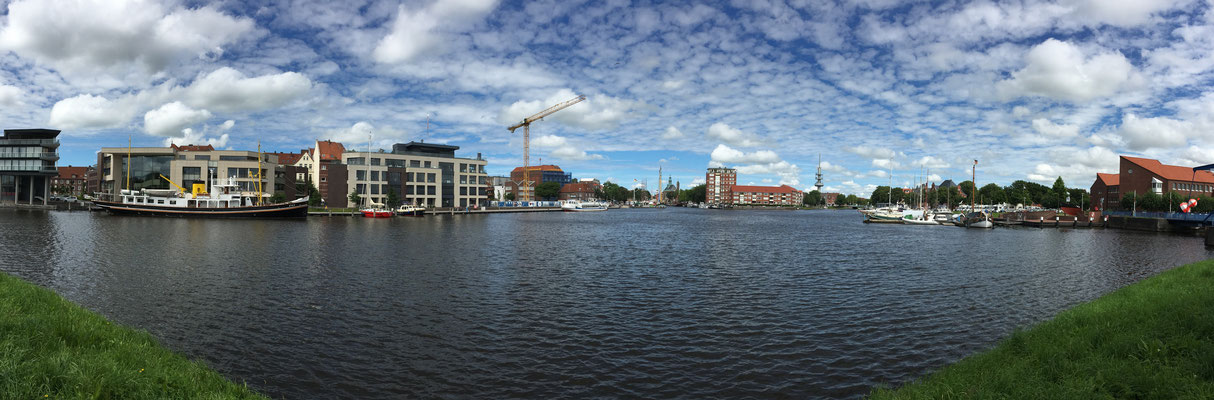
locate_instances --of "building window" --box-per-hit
[460,187,467,195]
[427,173,435,183]
[356,170,366,181]
[459,163,466,172]
[427,186,436,195]
[410,160,420,167]
[460,175,467,184]
[371,184,379,195]
[219,155,248,161]
[182,167,202,183]
[406,185,414,195]
[371,158,381,166]
[371,171,379,181]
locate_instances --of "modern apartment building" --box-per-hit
[705,167,736,205]
[341,142,488,208]
[0,129,60,205]
[95,144,277,197]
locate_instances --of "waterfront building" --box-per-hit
[823,192,841,205]
[0,129,59,205]
[732,184,803,205]
[52,165,91,197]
[1090,173,1120,211]
[268,140,348,207]
[95,144,277,197]
[507,165,571,200]
[1116,156,1214,199]
[489,176,510,200]
[705,167,736,205]
[661,178,679,204]
[341,141,487,208]
[559,180,601,201]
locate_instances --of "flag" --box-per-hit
[973,160,978,165]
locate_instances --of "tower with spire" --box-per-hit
[813,153,824,192]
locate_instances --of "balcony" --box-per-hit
[39,152,59,161]
[0,139,60,148]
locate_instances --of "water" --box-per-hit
[2,208,1210,399]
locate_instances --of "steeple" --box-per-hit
[814,153,824,192]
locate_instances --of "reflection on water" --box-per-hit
[1,208,1210,399]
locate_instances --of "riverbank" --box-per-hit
[871,258,1214,399]
[0,273,264,399]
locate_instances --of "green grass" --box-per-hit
[0,273,265,399]
[871,258,1214,399]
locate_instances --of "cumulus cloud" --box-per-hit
[846,145,898,160]
[709,144,780,164]
[911,156,950,169]
[1117,113,1193,150]
[998,39,1137,102]
[184,67,313,113]
[706,122,763,147]
[49,94,139,130]
[661,126,685,139]
[373,0,500,64]
[530,134,603,161]
[1031,118,1080,138]
[0,0,253,85]
[163,121,233,148]
[1065,0,1189,27]
[498,89,637,131]
[144,101,212,136]
[735,161,801,186]
[0,85,22,106]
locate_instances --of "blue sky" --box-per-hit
[2,0,1213,196]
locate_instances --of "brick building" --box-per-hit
[507,165,571,200]
[731,184,803,205]
[706,167,736,205]
[1090,173,1119,211]
[559,180,601,201]
[823,192,841,205]
[52,165,91,197]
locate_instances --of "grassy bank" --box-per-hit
[872,258,1214,399]
[0,273,265,399]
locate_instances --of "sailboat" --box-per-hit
[359,135,392,218]
[902,169,939,225]
[963,160,993,228]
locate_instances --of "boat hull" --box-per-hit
[394,210,425,217]
[95,200,308,218]
[361,210,393,218]
[562,207,607,212]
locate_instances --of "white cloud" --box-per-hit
[662,80,686,90]
[735,160,801,186]
[48,94,138,130]
[0,85,22,106]
[1117,113,1193,151]
[872,159,902,170]
[144,101,212,136]
[709,144,780,164]
[846,145,898,160]
[661,126,685,139]
[184,67,313,113]
[911,156,950,169]
[706,122,763,147]
[998,38,1137,102]
[1065,0,1190,27]
[163,122,232,148]
[328,121,377,144]
[530,134,603,161]
[0,0,253,86]
[373,0,500,64]
[498,89,636,131]
[1031,118,1080,138]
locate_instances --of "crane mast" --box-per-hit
[506,95,586,202]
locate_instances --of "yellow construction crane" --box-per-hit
[507,94,586,201]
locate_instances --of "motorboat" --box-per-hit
[561,200,608,212]
[962,211,994,228]
[93,177,308,218]
[394,204,425,217]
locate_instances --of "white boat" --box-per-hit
[561,200,608,212]
[902,212,939,225]
[962,211,994,228]
[394,204,425,217]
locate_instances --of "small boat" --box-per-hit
[561,200,608,212]
[361,202,393,218]
[394,204,425,217]
[93,177,308,218]
[903,212,939,225]
[962,211,994,228]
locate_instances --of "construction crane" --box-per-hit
[506,94,586,201]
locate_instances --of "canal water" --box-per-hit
[2,208,1211,398]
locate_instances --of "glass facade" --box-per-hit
[121,155,173,190]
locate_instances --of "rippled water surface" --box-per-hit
[2,208,1211,398]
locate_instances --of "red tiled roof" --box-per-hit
[56,166,89,179]
[271,152,303,165]
[1096,173,1119,186]
[1123,156,1214,183]
[510,165,563,174]
[170,144,215,152]
[316,140,345,161]
[731,184,801,193]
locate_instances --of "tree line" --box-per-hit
[868,177,1093,209]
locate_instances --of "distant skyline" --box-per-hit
[2,0,1212,195]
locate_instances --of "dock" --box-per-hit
[307,207,564,217]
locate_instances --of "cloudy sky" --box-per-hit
[1,0,1212,196]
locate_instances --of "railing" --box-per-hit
[0,139,59,147]
[0,166,58,172]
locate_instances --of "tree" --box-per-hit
[505,192,515,201]
[803,190,822,206]
[1051,177,1067,201]
[348,190,362,206]
[535,181,561,200]
[687,184,706,203]
[270,191,286,204]
[871,186,904,205]
[958,181,976,202]
[845,194,859,205]
[386,187,401,207]
[979,183,1005,205]
[1120,192,1138,211]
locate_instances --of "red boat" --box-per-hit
[361,208,393,218]
[1060,205,1082,216]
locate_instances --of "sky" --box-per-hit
[1,0,1213,196]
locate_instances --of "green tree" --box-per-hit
[1192,196,1214,213]
[505,192,515,201]
[270,191,286,204]
[803,190,823,206]
[301,182,321,206]
[871,186,905,205]
[386,187,401,207]
[1139,191,1162,211]
[348,190,362,206]
[845,194,859,205]
[958,181,976,203]
[1052,177,1067,201]
[1120,192,1137,211]
[979,183,1005,205]
[688,184,706,203]
[535,181,561,200]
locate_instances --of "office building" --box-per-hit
[0,129,60,205]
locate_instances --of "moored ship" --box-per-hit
[93,176,308,218]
